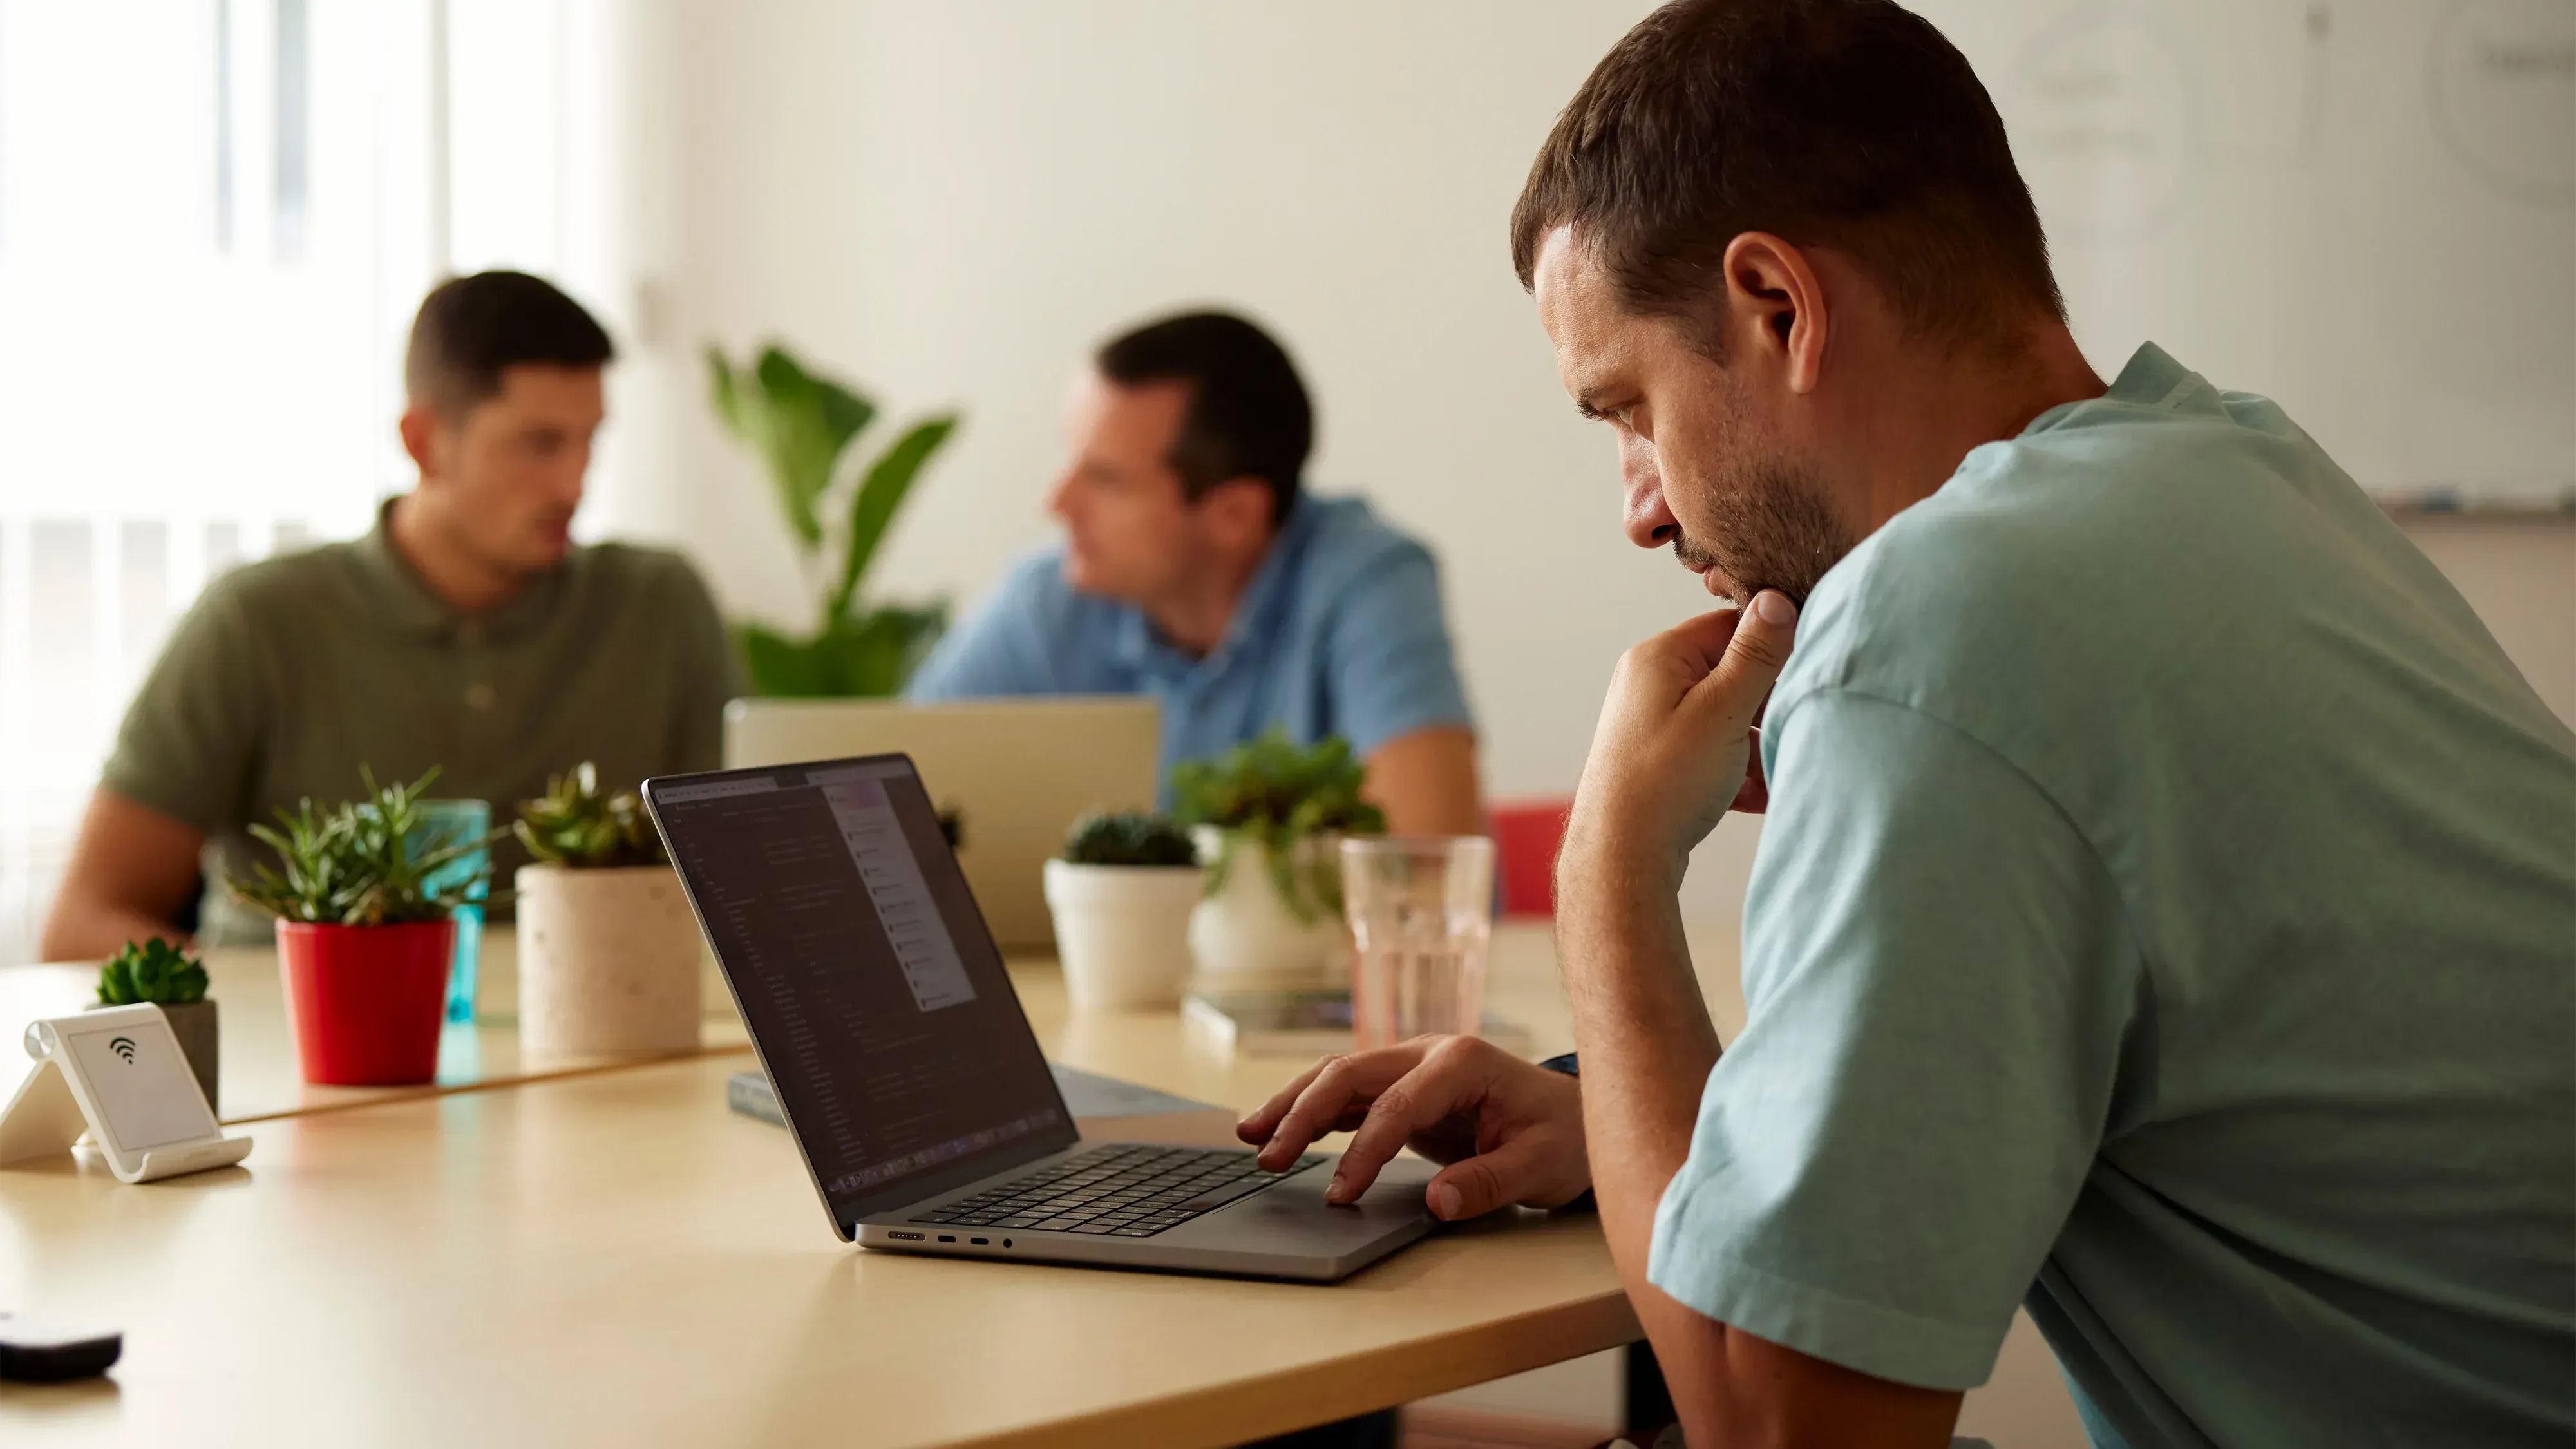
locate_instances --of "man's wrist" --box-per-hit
[1555,807,1687,912]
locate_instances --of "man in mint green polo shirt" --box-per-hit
[41,272,740,956]
[1242,3,2573,1445]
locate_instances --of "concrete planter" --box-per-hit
[160,1000,219,1113]
[515,864,703,1055]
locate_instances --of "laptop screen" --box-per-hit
[649,756,1072,1221]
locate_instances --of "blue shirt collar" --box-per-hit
[1110,495,1318,682]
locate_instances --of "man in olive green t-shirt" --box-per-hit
[40,271,741,956]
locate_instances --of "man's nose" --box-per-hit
[1620,439,1679,551]
[1046,472,1078,520]
[560,448,592,508]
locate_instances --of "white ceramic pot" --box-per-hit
[1041,859,1204,1009]
[515,864,703,1054]
[1186,827,1345,985]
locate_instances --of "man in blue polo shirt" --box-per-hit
[908,309,1481,834]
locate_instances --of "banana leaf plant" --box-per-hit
[706,343,959,697]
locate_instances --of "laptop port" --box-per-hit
[970,1237,990,1245]
[888,1231,923,1241]
[938,1235,956,1243]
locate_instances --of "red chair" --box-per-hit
[1488,797,1576,919]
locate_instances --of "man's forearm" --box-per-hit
[40,896,189,963]
[1557,833,1759,1444]
[1554,835,1720,1274]
[41,790,207,962]
[1361,725,1483,837]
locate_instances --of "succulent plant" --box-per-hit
[1168,730,1385,921]
[1061,811,1197,867]
[97,937,209,1006]
[515,762,668,869]
[230,768,493,926]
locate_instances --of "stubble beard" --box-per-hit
[1673,457,1854,609]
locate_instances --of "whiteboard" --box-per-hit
[1916,0,2575,506]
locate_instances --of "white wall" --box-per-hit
[620,0,1785,921]
[2401,517,2576,726]
[636,0,1692,782]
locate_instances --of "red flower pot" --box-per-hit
[276,920,454,1086]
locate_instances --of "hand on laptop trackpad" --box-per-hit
[1244,1154,1438,1227]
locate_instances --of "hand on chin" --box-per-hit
[1562,591,1799,895]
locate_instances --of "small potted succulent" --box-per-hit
[513,762,701,1055]
[230,769,489,1087]
[93,938,218,1111]
[1042,812,1203,1009]
[1170,731,1386,983]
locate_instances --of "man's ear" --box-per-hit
[1200,477,1280,549]
[1718,231,1829,395]
[398,402,444,478]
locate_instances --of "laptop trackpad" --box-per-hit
[1184,1155,1438,1247]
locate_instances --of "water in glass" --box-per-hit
[1342,837,1495,1050]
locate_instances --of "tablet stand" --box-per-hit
[1,1009,251,1184]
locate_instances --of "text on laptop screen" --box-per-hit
[652,759,1066,1212]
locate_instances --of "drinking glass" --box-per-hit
[1340,837,1496,1050]
[414,799,493,1025]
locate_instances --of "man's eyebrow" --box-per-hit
[1573,390,1609,421]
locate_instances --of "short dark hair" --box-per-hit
[1510,0,2061,352]
[404,270,614,419]
[1095,310,1312,524]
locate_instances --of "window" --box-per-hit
[0,0,602,962]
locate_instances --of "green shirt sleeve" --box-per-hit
[1646,687,2144,1391]
[663,558,742,774]
[99,574,272,833]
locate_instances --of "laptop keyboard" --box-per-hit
[911,1144,1329,1238]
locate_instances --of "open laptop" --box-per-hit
[723,697,1159,951]
[645,753,1437,1282]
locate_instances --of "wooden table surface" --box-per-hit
[0,924,1748,1448]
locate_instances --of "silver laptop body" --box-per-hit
[645,753,1435,1283]
[721,696,1160,951]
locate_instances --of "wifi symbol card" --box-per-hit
[66,1023,215,1153]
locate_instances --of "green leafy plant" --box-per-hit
[97,937,209,1006]
[1169,731,1385,921]
[707,343,959,697]
[515,762,668,869]
[230,768,493,926]
[1061,811,1198,867]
